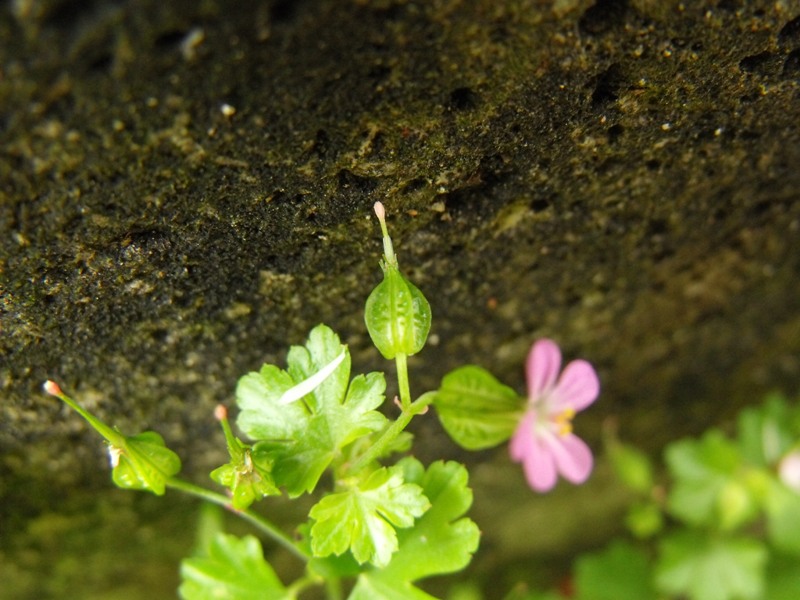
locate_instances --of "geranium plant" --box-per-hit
[46,202,601,599]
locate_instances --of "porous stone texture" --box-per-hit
[2,0,799,597]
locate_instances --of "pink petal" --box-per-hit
[526,339,561,401]
[509,412,558,492]
[509,412,537,462]
[550,359,600,413]
[548,433,594,484]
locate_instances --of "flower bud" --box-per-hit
[364,203,431,359]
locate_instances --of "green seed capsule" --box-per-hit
[364,202,431,359]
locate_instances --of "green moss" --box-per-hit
[2,0,800,596]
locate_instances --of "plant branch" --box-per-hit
[346,392,435,475]
[395,353,411,410]
[166,477,308,562]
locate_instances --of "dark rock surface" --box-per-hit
[2,0,799,597]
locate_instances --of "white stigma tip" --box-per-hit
[374,201,385,221]
[214,404,228,421]
[44,380,62,396]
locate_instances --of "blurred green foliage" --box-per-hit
[519,391,800,600]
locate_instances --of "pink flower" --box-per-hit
[509,339,600,492]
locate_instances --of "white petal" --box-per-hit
[278,350,346,405]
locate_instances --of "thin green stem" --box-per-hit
[374,201,396,265]
[166,477,308,562]
[325,576,343,600]
[395,352,411,410]
[48,386,126,448]
[217,416,245,462]
[346,392,435,475]
[287,576,322,598]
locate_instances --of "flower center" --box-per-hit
[552,408,576,436]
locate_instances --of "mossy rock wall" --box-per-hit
[2,0,800,598]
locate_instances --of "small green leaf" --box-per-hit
[433,366,521,450]
[211,407,279,509]
[625,501,664,539]
[179,533,291,600]
[309,465,430,567]
[236,324,388,496]
[737,393,797,467]
[349,459,480,600]
[665,430,756,530]
[607,440,654,495]
[44,382,181,496]
[210,445,279,510]
[574,540,655,600]
[655,531,766,600]
[110,431,182,495]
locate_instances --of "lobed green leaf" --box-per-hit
[348,458,480,599]
[655,531,766,600]
[665,430,756,530]
[574,540,655,600]
[179,533,291,600]
[236,325,388,496]
[309,465,430,567]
